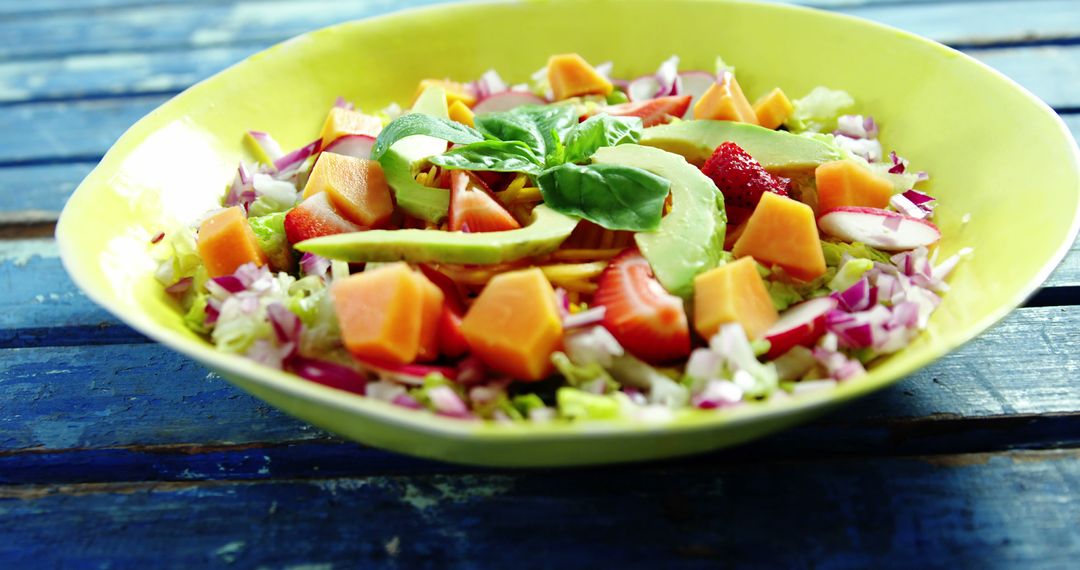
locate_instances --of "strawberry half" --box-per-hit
[597,95,692,127]
[284,191,364,244]
[701,141,790,225]
[592,248,691,363]
[449,170,521,233]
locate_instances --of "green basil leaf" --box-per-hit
[371,113,484,160]
[537,163,670,231]
[428,140,545,176]
[475,105,578,164]
[562,114,643,164]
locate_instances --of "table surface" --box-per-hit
[1,0,1079,567]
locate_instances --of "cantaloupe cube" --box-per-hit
[415,277,446,362]
[197,206,268,277]
[318,107,383,149]
[692,73,758,125]
[301,152,394,228]
[693,257,779,340]
[332,263,442,365]
[815,160,894,213]
[461,268,563,381]
[732,192,826,281]
[547,53,614,101]
[414,79,477,108]
[752,88,794,130]
[448,99,475,128]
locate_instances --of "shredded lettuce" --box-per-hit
[512,394,548,417]
[551,352,619,394]
[247,174,299,217]
[821,241,892,266]
[828,258,874,292]
[785,87,855,133]
[766,280,804,311]
[557,387,625,420]
[183,293,212,334]
[248,212,292,271]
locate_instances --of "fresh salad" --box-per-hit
[154,53,970,422]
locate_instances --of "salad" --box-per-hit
[154,53,970,422]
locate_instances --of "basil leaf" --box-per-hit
[371,113,484,160]
[475,105,578,164]
[428,140,545,176]
[537,163,671,231]
[562,115,643,164]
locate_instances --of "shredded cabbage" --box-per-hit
[785,87,855,133]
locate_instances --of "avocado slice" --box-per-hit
[640,120,840,176]
[592,144,726,299]
[379,86,453,223]
[295,205,578,265]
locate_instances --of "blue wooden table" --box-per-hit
[2,0,1079,567]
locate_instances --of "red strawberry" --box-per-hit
[701,142,790,224]
[592,248,691,363]
[448,170,521,233]
[596,95,692,127]
[284,191,364,244]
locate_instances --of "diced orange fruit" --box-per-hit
[332,263,443,365]
[197,206,268,277]
[414,79,477,108]
[318,107,383,149]
[301,152,394,228]
[752,87,794,130]
[693,257,779,340]
[461,268,563,380]
[692,73,758,125]
[547,53,614,101]
[732,192,826,281]
[815,160,894,213]
[448,100,475,127]
[415,277,446,362]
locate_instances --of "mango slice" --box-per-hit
[197,206,268,277]
[692,74,758,125]
[547,53,614,101]
[461,268,563,380]
[752,88,795,130]
[301,152,394,228]
[448,99,476,127]
[693,257,779,340]
[319,107,383,149]
[413,79,476,108]
[732,192,826,281]
[331,263,442,365]
[815,160,894,213]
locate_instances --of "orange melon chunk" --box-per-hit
[733,192,826,281]
[461,268,563,381]
[693,257,779,340]
[332,263,443,365]
[197,206,268,277]
[547,53,614,101]
[752,87,794,130]
[692,73,758,125]
[301,152,394,228]
[448,99,476,128]
[318,107,383,149]
[414,79,477,108]
[815,160,894,213]
[415,277,446,362]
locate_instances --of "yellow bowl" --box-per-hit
[56,0,1080,466]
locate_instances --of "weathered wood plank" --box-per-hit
[0,450,1077,569]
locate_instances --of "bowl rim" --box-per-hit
[55,0,1080,445]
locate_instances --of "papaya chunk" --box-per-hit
[318,107,383,149]
[331,263,443,365]
[461,267,563,380]
[413,79,476,108]
[197,206,268,277]
[815,160,894,213]
[752,88,794,130]
[448,99,476,128]
[692,73,758,125]
[693,257,779,340]
[415,277,445,362]
[547,53,614,101]
[301,152,394,228]
[732,192,826,281]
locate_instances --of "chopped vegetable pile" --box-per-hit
[154,53,970,423]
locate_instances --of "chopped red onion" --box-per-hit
[833,278,877,312]
[685,347,722,381]
[835,114,878,139]
[554,288,571,318]
[247,131,284,164]
[246,339,293,369]
[655,55,680,96]
[273,138,321,172]
[204,303,220,326]
[888,151,906,174]
[164,277,193,295]
[332,96,354,111]
[428,386,471,418]
[288,356,367,395]
[563,306,606,329]
[299,252,331,278]
[391,393,422,409]
[210,275,246,294]
[890,193,929,219]
[266,303,302,351]
[902,189,935,207]
[692,380,743,409]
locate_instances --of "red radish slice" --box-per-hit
[763,297,837,359]
[818,207,941,251]
[677,71,717,118]
[628,74,662,101]
[472,91,547,114]
[324,134,376,160]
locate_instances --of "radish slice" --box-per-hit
[324,134,376,160]
[764,297,838,359]
[628,75,661,101]
[677,71,717,118]
[818,207,941,251]
[472,91,547,114]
